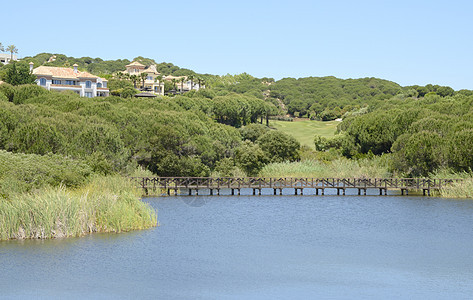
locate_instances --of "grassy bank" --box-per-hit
[0,175,157,240]
[259,156,391,178]
[269,119,339,149]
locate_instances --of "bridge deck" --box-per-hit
[131,177,461,196]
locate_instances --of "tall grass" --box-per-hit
[430,170,473,199]
[0,176,157,240]
[259,156,391,178]
[439,179,473,199]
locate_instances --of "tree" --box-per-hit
[115,71,124,80]
[179,77,186,93]
[171,78,177,90]
[240,124,270,142]
[139,72,147,90]
[256,130,300,163]
[130,74,139,88]
[197,77,206,89]
[234,141,268,176]
[6,45,18,60]
[1,62,36,86]
[155,74,163,94]
[0,42,4,52]
[187,74,195,90]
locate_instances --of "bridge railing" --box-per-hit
[130,177,462,190]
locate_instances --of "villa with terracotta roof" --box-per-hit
[31,63,109,97]
[122,61,204,95]
[124,61,164,95]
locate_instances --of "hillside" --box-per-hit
[21,53,197,77]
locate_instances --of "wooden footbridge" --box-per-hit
[132,177,461,197]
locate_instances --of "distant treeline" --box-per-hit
[331,93,473,176]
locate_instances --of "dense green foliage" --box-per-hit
[0,84,291,180]
[337,94,473,176]
[268,77,403,120]
[2,51,472,192]
[0,61,36,85]
[0,150,91,198]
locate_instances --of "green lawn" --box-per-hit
[269,119,340,149]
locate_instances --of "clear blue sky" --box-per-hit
[3,0,472,89]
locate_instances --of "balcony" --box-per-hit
[50,84,81,89]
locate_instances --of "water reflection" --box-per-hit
[2,194,473,299]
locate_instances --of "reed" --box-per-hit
[259,157,391,178]
[439,178,473,199]
[0,175,157,240]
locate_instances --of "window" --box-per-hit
[52,79,61,85]
[85,92,93,98]
[97,83,102,88]
[103,82,107,88]
[147,76,153,81]
[40,78,47,86]
[85,81,92,88]
[66,80,76,85]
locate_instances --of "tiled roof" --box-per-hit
[145,65,158,74]
[33,66,99,79]
[164,75,187,81]
[126,61,145,68]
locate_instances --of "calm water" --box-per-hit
[1,189,473,299]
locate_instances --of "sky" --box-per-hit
[2,0,472,89]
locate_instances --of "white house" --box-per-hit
[123,61,165,95]
[0,53,18,65]
[32,63,109,97]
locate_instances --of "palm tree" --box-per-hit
[6,45,18,61]
[155,74,164,94]
[179,77,186,93]
[140,72,147,90]
[187,74,195,90]
[115,71,124,80]
[171,78,177,91]
[197,77,206,89]
[0,43,4,52]
[130,74,139,88]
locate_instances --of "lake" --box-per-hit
[1,189,473,299]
